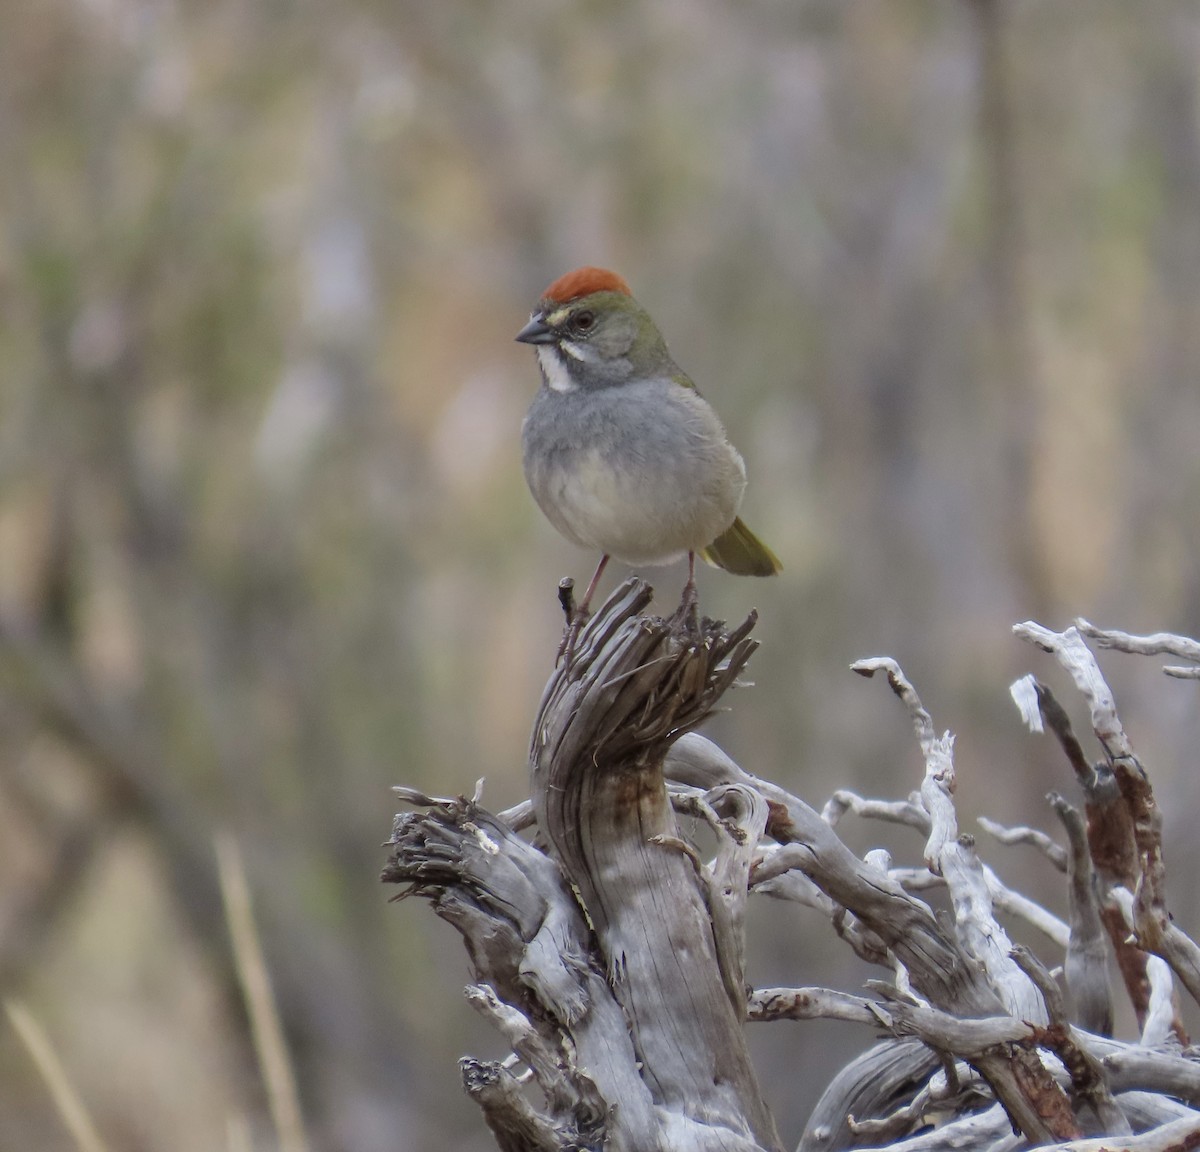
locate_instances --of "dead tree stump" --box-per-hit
[384,591,1200,1152]
[530,579,781,1151]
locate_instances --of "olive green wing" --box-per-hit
[701,517,781,576]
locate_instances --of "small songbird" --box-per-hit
[517,266,780,616]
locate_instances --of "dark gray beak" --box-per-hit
[515,315,556,345]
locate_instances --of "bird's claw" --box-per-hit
[556,614,590,672]
[671,579,701,636]
[557,607,592,668]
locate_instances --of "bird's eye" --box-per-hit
[573,310,595,332]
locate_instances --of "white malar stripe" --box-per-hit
[537,345,577,393]
[559,339,598,363]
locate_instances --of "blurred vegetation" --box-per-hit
[2,1,1199,1149]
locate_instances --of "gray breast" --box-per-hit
[522,379,746,565]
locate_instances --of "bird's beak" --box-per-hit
[515,314,556,345]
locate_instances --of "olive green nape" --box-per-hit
[701,517,782,577]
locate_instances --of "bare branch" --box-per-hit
[460,1058,577,1152]
[861,1103,1012,1152]
[1164,665,1200,679]
[1140,956,1178,1049]
[1035,1112,1200,1151]
[464,985,601,1118]
[1011,674,1152,1026]
[1049,793,1113,1035]
[1076,619,1200,671]
[1010,946,1129,1137]
[1102,1045,1200,1104]
[1012,624,1135,761]
[1014,622,1200,1017]
[851,657,936,754]
[796,1040,943,1152]
[755,982,1033,1054]
[383,791,654,1147]
[906,871,1066,952]
[671,732,1071,1143]
[857,657,1045,1023]
[705,784,770,1016]
[822,790,929,832]
[845,1064,990,1145]
[748,986,884,1028]
[977,815,1068,872]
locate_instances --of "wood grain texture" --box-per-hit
[530,578,781,1152]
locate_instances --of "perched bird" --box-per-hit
[517,266,780,616]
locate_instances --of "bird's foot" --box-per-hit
[555,576,594,668]
[557,608,592,668]
[670,578,701,637]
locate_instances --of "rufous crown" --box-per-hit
[540,267,632,305]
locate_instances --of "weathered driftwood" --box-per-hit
[383,588,1200,1151]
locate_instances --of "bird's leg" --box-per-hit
[675,552,700,633]
[578,554,609,618]
[558,555,609,665]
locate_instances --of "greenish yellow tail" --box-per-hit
[701,516,781,577]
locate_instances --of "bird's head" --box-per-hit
[515,267,671,392]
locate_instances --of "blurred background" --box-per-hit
[2,0,1200,1148]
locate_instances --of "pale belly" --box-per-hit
[523,386,747,566]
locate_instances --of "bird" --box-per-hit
[516,266,780,621]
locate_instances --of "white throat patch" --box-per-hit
[536,345,577,394]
